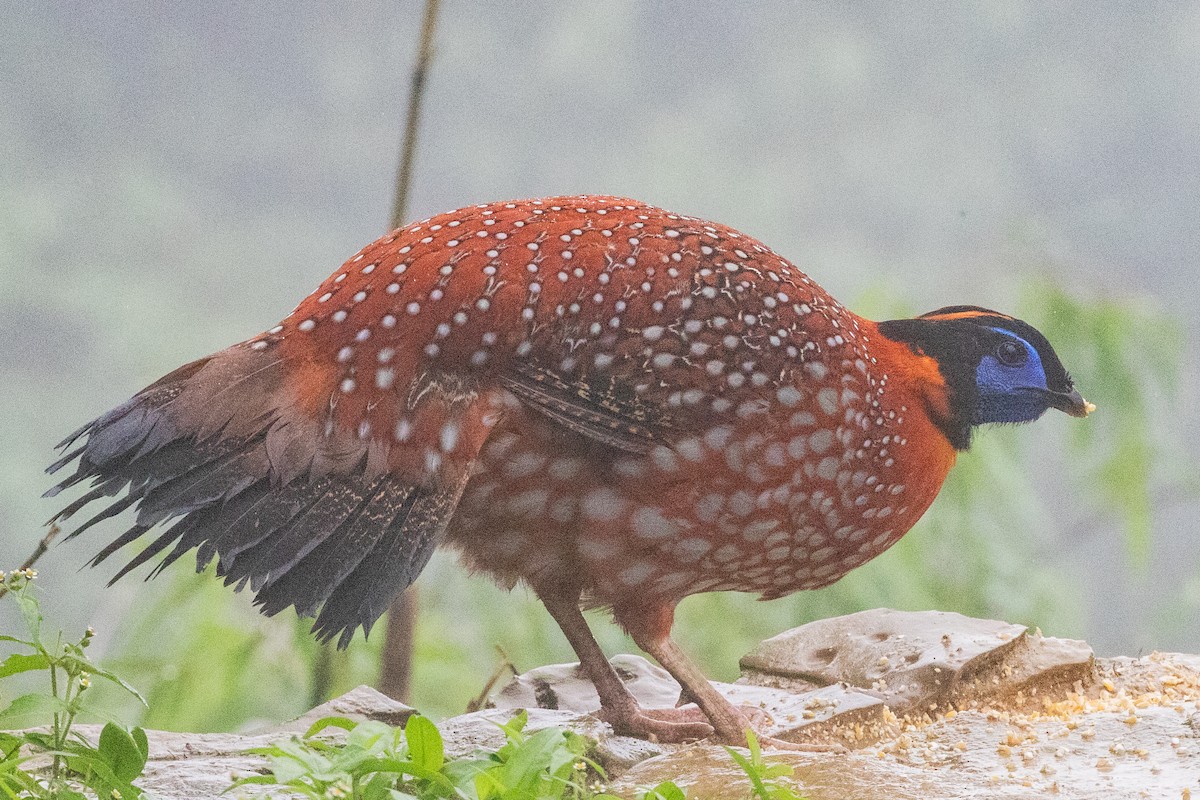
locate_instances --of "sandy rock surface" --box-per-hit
[66,610,1200,798]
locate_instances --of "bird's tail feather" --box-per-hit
[46,342,493,647]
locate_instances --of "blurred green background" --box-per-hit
[2,2,1198,732]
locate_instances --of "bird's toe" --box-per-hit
[598,704,715,743]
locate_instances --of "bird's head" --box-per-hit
[877,306,1094,450]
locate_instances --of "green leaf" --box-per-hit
[15,731,56,751]
[263,739,332,784]
[404,714,444,773]
[0,694,69,730]
[225,774,278,789]
[748,729,766,763]
[496,709,528,740]
[474,769,502,800]
[13,592,42,642]
[362,773,410,800]
[62,746,145,799]
[84,665,147,707]
[0,733,22,760]
[725,745,770,800]
[441,754,496,791]
[98,722,149,783]
[345,720,396,753]
[643,780,688,800]
[131,727,149,760]
[0,653,49,680]
[500,726,564,777]
[302,715,359,739]
[0,756,31,774]
[325,745,379,777]
[0,635,35,649]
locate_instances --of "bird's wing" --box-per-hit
[498,359,675,454]
[47,342,491,646]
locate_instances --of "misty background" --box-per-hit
[2,1,1198,724]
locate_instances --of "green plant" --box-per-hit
[234,710,609,800]
[634,782,688,800]
[625,730,809,800]
[0,568,149,799]
[723,731,807,800]
[236,713,814,800]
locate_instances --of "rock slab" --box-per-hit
[740,607,1095,718]
[56,610,1200,799]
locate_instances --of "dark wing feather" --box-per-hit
[107,520,184,583]
[312,475,469,648]
[48,342,491,646]
[254,477,410,619]
[135,447,267,527]
[222,480,374,593]
[200,478,332,569]
[499,361,673,454]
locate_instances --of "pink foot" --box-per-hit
[697,705,847,752]
[752,736,847,753]
[598,703,714,743]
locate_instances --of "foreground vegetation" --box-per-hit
[1,573,807,799]
[237,712,806,800]
[0,570,148,799]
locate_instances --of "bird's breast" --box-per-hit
[449,336,957,606]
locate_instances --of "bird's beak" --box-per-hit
[1050,388,1096,418]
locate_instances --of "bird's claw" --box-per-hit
[599,702,844,751]
[706,707,847,752]
[748,736,848,753]
[597,704,714,743]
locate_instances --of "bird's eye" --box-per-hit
[995,339,1027,367]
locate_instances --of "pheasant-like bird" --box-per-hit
[49,196,1092,745]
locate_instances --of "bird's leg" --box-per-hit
[629,627,842,752]
[537,590,714,742]
[629,631,754,744]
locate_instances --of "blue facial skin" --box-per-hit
[972,330,1054,424]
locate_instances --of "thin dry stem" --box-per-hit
[0,523,60,598]
[465,647,518,713]
[388,0,441,232]
[377,0,442,703]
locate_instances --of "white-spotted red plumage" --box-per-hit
[250,196,956,620]
[51,195,971,745]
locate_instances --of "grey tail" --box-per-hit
[47,347,470,648]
